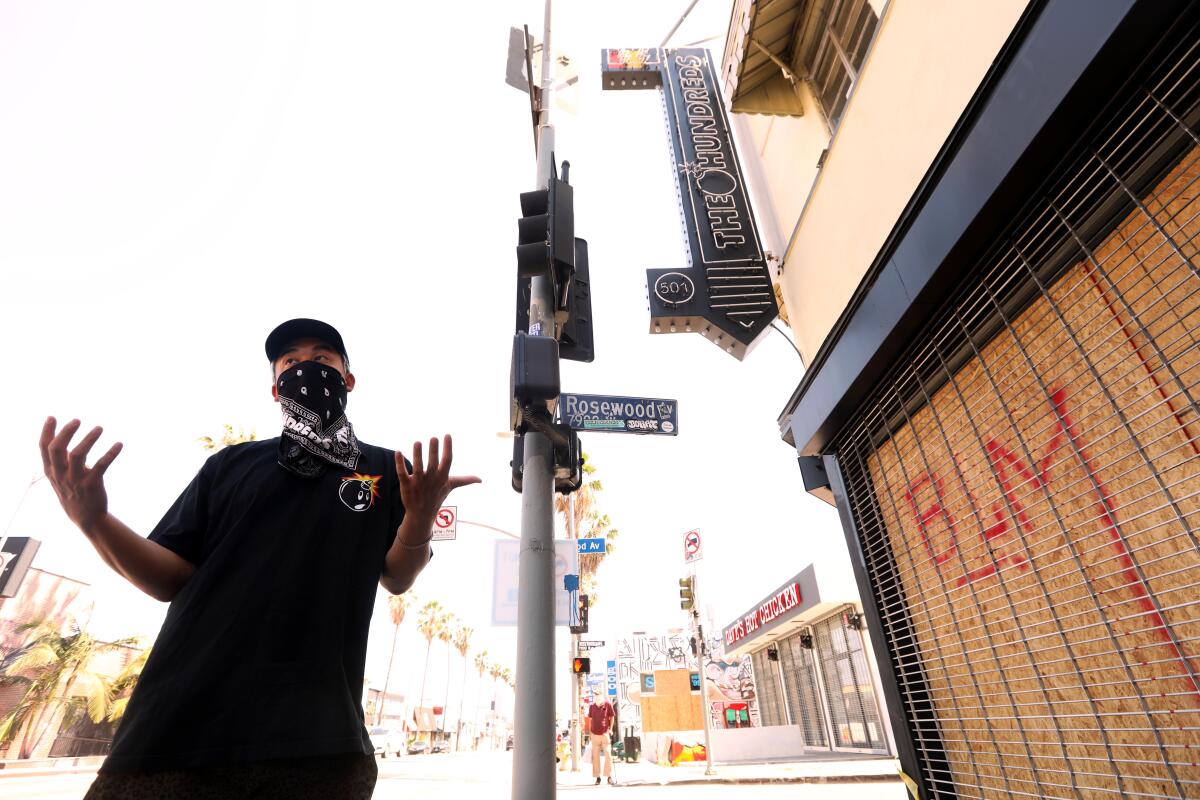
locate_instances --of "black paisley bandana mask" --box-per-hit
[276,360,360,478]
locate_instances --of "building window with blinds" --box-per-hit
[813,613,886,750]
[750,648,788,727]
[802,0,879,130]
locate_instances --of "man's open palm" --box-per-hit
[395,435,480,523]
[39,417,123,533]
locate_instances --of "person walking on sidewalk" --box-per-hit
[587,688,615,785]
[38,318,480,800]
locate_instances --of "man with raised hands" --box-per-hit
[39,318,479,800]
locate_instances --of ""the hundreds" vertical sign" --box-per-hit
[602,48,778,360]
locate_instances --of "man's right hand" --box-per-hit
[40,417,123,536]
[38,416,194,602]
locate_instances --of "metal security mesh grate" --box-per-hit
[750,648,788,727]
[833,21,1200,800]
[778,630,830,748]
[813,613,887,750]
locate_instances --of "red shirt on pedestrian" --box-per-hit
[587,701,614,735]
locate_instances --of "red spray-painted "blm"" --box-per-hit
[900,388,1200,704]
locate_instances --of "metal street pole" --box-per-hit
[568,492,581,772]
[513,1,557,798]
[693,574,717,776]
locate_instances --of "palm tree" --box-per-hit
[415,601,444,719]
[0,620,136,759]
[452,625,472,750]
[488,662,505,746]
[499,667,514,745]
[105,642,150,723]
[197,424,257,451]
[473,649,488,749]
[377,592,414,725]
[437,613,455,735]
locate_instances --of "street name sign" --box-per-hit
[559,393,678,436]
[579,639,605,650]
[432,506,457,542]
[577,537,606,554]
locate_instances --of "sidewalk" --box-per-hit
[556,755,904,788]
[0,755,105,779]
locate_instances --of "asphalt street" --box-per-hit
[0,751,907,799]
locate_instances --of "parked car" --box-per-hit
[431,739,450,754]
[407,740,429,755]
[367,726,403,758]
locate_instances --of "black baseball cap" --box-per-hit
[265,318,348,363]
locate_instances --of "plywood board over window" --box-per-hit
[640,670,704,732]
[858,146,1200,799]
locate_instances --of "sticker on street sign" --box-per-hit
[579,639,605,650]
[433,506,457,541]
[684,529,702,563]
[492,540,578,626]
[577,537,606,555]
[559,393,678,436]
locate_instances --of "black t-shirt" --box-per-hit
[101,437,407,773]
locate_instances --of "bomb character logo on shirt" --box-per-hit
[339,473,382,512]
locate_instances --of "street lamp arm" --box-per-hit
[457,519,521,540]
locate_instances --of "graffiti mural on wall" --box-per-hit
[615,631,758,737]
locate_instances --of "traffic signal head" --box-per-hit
[517,187,550,278]
[515,174,574,282]
[572,657,591,674]
[679,576,695,611]
[515,236,593,363]
[557,238,594,362]
[570,593,590,634]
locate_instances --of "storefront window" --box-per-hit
[750,649,788,727]
[778,631,829,748]
[813,614,886,750]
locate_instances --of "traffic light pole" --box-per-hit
[691,573,717,776]
[513,2,558,798]
[568,492,582,772]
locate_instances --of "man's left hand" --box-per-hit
[395,435,481,531]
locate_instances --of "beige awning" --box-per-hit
[722,0,812,117]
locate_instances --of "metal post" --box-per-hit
[568,492,581,772]
[513,2,557,797]
[693,574,717,776]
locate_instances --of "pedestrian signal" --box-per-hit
[572,657,591,674]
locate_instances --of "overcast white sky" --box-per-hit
[0,0,856,723]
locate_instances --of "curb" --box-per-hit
[0,766,99,779]
[0,756,105,779]
[612,774,903,787]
